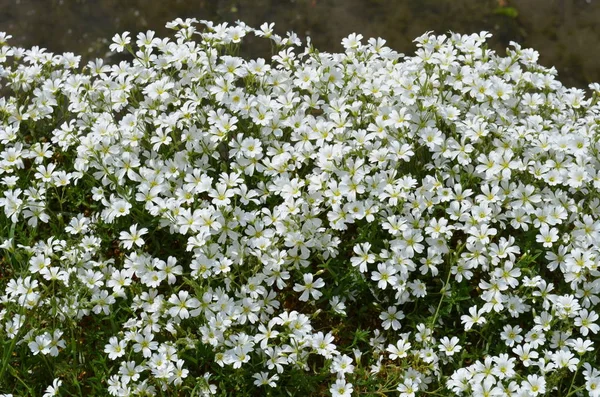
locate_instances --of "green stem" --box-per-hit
[0,308,29,387]
[7,365,35,394]
[430,242,465,329]
[5,222,16,268]
[565,361,583,396]
[430,267,453,329]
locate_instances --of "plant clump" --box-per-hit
[0,18,600,397]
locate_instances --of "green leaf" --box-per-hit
[494,6,519,18]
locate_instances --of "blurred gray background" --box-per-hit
[0,0,598,88]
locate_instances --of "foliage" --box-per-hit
[0,18,600,396]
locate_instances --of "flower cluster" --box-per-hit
[0,18,600,396]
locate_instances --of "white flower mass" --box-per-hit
[0,17,600,396]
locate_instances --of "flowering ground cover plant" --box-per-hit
[0,17,600,396]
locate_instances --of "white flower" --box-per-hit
[42,378,62,397]
[461,305,487,331]
[341,33,363,50]
[438,336,461,356]
[293,273,325,302]
[170,359,189,387]
[380,306,405,331]
[567,337,594,354]
[28,254,50,274]
[330,296,347,316]
[574,309,600,336]
[512,343,539,367]
[536,223,559,248]
[119,224,149,250]
[136,30,160,48]
[350,242,376,273]
[500,324,523,347]
[132,332,158,358]
[520,374,546,396]
[312,331,336,359]
[109,32,131,52]
[255,22,274,38]
[371,263,398,290]
[387,338,411,360]
[119,360,144,384]
[471,377,503,397]
[227,345,252,369]
[493,353,516,379]
[28,333,51,356]
[586,375,600,397]
[551,349,579,372]
[330,379,353,397]
[397,378,419,397]
[168,290,201,319]
[107,197,132,222]
[331,354,355,376]
[524,328,546,349]
[92,289,116,315]
[253,372,278,387]
[104,336,127,360]
[254,322,279,350]
[5,19,600,397]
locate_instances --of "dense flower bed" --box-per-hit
[1,18,600,396]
